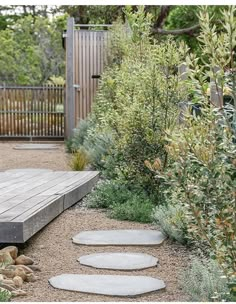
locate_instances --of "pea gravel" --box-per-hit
[0,141,191,302]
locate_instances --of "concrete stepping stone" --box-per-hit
[14,143,59,150]
[72,230,166,246]
[49,274,165,296]
[78,252,158,270]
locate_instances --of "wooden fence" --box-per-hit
[0,85,65,139]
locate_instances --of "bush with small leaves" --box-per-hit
[110,196,154,223]
[180,258,229,302]
[86,179,140,209]
[65,118,93,153]
[152,203,188,244]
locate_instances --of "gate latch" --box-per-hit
[73,84,80,90]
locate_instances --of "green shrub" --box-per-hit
[86,179,136,209]
[180,258,229,302]
[0,288,11,302]
[147,7,236,297]
[86,178,154,223]
[110,196,154,223]
[66,119,93,153]
[91,7,189,194]
[152,203,188,244]
[83,130,114,171]
[70,148,89,171]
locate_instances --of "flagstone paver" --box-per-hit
[72,229,166,246]
[78,252,158,270]
[49,274,165,296]
[14,144,59,150]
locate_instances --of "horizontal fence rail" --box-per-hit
[0,85,65,139]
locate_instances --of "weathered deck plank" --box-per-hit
[0,170,99,243]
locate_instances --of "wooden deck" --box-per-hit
[0,169,99,243]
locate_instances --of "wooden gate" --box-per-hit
[74,30,109,122]
[0,85,64,139]
[65,18,110,139]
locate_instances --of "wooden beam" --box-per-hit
[65,17,75,140]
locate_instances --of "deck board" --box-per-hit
[0,170,99,243]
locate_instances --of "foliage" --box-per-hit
[110,196,154,223]
[66,119,93,153]
[70,148,89,171]
[86,178,153,223]
[91,7,189,195]
[86,179,145,208]
[146,6,236,299]
[0,288,11,302]
[164,6,229,53]
[152,201,188,244]
[0,14,66,85]
[163,107,236,295]
[181,258,229,301]
[66,118,114,171]
[83,130,114,170]
[47,75,65,86]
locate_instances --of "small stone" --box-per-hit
[2,279,15,286]
[0,274,4,281]
[16,265,33,274]
[28,265,41,272]
[0,282,16,291]
[25,273,37,282]
[0,252,14,267]
[11,290,27,297]
[14,268,27,281]
[15,255,34,266]
[0,269,15,278]
[0,246,18,260]
[13,276,23,288]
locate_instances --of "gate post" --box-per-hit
[65,17,75,140]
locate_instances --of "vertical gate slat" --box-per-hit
[74,31,78,126]
[79,31,82,121]
[20,88,22,136]
[15,88,17,136]
[87,31,90,118]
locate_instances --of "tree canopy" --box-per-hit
[0,5,234,85]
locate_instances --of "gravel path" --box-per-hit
[15,209,190,302]
[0,142,191,302]
[0,142,70,171]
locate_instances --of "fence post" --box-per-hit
[65,17,75,140]
[210,66,223,108]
